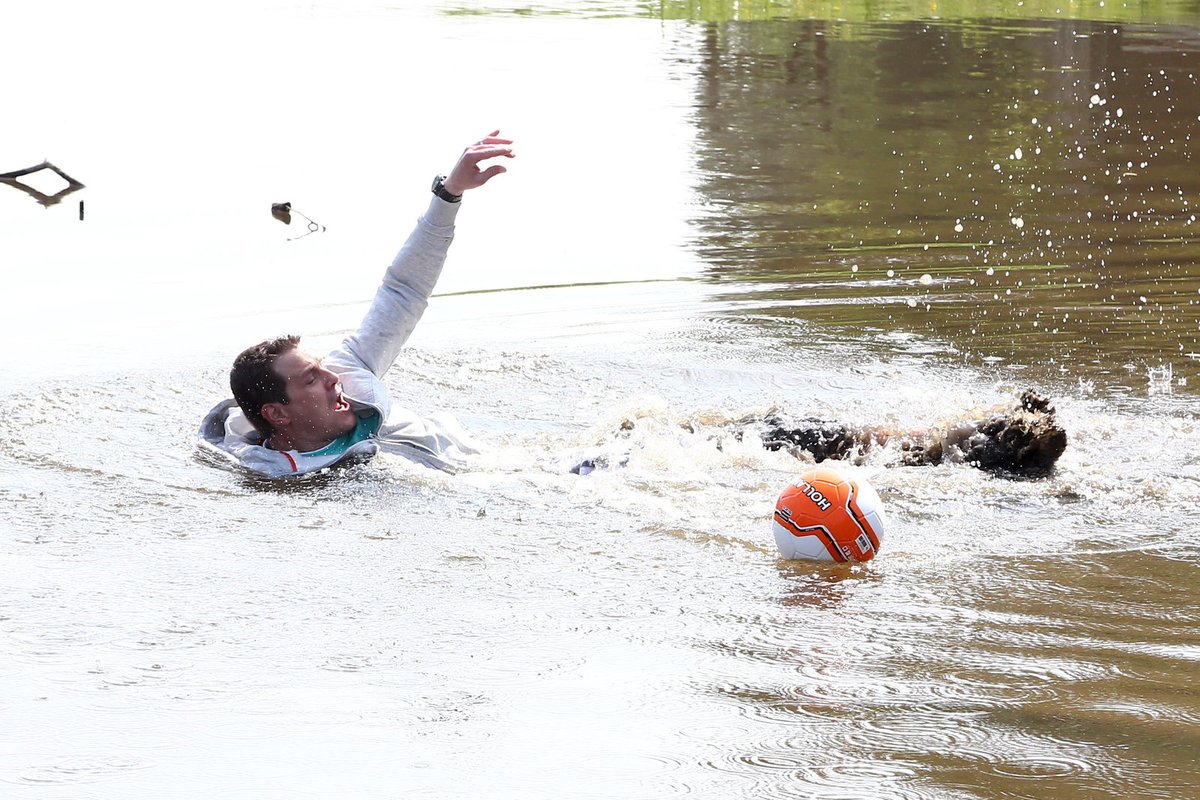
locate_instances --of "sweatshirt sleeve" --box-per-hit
[326,196,462,378]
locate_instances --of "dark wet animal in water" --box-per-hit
[943,390,1067,476]
[757,390,1066,478]
[757,418,870,463]
[570,391,1067,478]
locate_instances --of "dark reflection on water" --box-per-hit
[684,17,1200,394]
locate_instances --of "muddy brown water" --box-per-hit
[1,2,1197,798]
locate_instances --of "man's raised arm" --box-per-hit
[333,133,515,378]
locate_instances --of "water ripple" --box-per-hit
[987,755,1095,779]
[16,755,146,786]
[699,752,934,800]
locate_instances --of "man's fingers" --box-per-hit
[462,144,515,163]
[475,130,511,146]
[476,164,507,183]
[445,133,514,193]
[466,142,514,155]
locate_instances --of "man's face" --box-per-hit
[271,348,357,443]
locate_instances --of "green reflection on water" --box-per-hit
[655,0,1200,24]
[435,1,1200,394]
[442,0,1200,24]
[684,16,1200,393]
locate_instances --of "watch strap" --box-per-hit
[431,175,462,203]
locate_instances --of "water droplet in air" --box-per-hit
[1012,217,1025,228]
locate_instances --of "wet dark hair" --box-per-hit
[229,335,300,435]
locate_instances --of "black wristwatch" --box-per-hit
[431,175,462,203]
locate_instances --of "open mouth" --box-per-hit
[333,394,351,412]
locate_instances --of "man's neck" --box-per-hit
[267,428,339,454]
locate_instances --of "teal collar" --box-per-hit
[300,412,382,458]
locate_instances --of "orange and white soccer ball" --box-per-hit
[772,467,886,562]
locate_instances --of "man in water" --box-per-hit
[200,133,515,478]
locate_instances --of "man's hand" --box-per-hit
[443,131,515,196]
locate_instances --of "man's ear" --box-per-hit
[261,402,290,429]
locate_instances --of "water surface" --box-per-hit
[1,2,1198,798]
